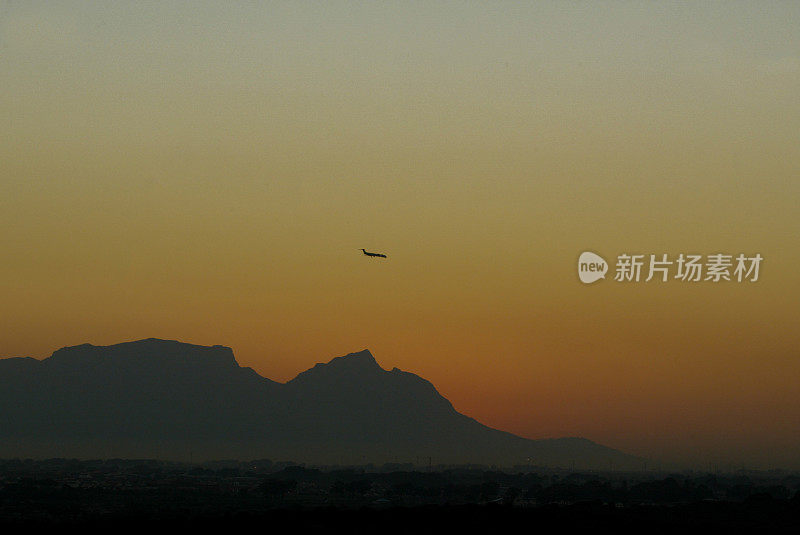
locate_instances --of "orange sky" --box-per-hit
[1,2,799,468]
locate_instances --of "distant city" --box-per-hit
[1,458,798,529]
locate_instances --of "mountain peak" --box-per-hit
[333,349,377,365]
[287,349,385,385]
[316,349,382,371]
[323,349,381,369]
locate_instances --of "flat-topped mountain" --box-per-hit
[0,339,641,468]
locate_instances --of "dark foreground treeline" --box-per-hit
[1,459,799,532]
[1,503,799,534]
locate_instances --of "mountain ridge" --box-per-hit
[0,339,643,469]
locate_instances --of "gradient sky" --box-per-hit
[1,1,799,469]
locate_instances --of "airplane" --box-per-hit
[359,248,387,258]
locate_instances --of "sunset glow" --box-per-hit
[2,2,799,469]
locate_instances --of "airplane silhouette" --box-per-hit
[360,248,387,258]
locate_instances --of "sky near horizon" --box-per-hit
[1,1,799,469]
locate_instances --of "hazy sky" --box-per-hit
[1,1,799,468]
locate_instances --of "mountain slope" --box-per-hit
[0,339,642,468]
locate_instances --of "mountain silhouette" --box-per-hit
[0,339,641,468]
